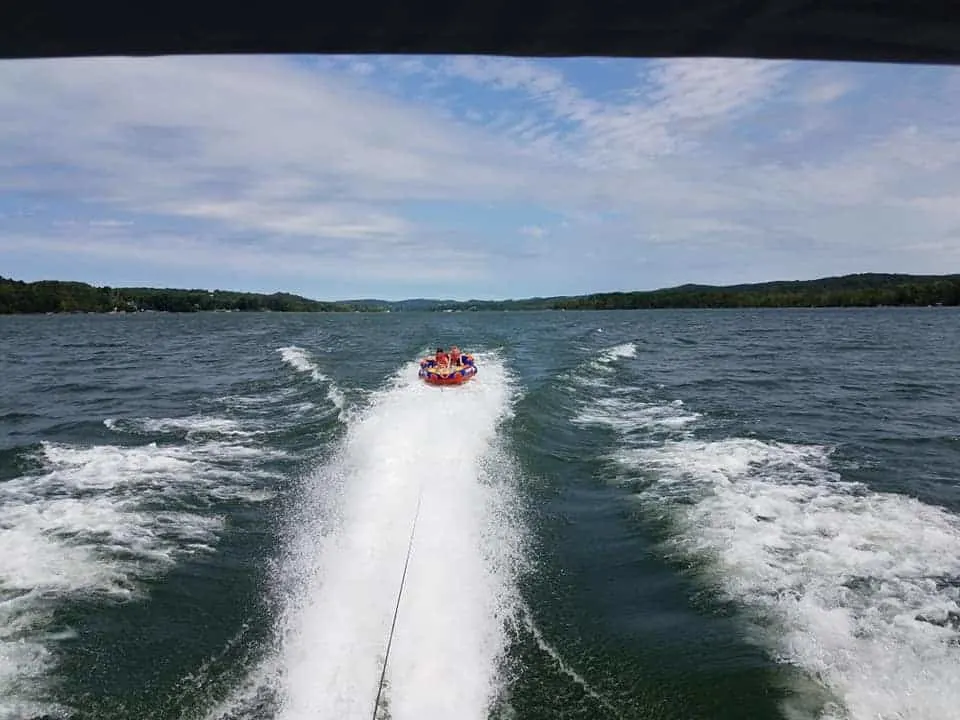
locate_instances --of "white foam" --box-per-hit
[0,438,280,716]
[105,415,260,438]
[559,341,639,394]
[569,341,699,439]
[601,343,637,361]
[278,346,317,376]
[277,346,346,413]
[585,342,637,376]
[216,386,302,408]
[574,396,700,435]
[273,352,525,720]
[619,437,960,720]
[517,601,624,720]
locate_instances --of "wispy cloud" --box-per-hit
[520,225,547,238]
[0,53,958,299]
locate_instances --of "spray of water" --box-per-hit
[272,352,525,720]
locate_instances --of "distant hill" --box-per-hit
[527,273,960,310]
[2,272,959,314]
[371,273,960,311]
[340,298,456,312]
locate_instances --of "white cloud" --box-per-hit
[436,55,790,163]
[800,78,852,105]
[0,57,527,206]
[1,230,488,287]
[165,200,412,240]
[643,57,788,123]
[1,54,959,298]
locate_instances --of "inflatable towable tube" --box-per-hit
[419,353,477,386]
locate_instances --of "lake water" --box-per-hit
[1,308,959,720]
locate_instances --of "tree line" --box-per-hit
[2,273,959,314]
[433,273,960,311]
[544,274,960,310]
[0,277,375,314]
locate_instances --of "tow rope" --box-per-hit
[372,485,423,719]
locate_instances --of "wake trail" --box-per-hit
[516,601,625,720]
[572,342,960,720]
[0,420,282,720]
[273,352,524,720]
[277,346,346,415]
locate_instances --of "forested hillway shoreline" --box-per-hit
[2,272,959,314]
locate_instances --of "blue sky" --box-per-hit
[1,54,959,301]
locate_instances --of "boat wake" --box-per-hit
[213,352,528,720]
[573,342,960,720]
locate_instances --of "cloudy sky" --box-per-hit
[1,54,959,300]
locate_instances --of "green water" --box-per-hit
[2,308,959,720]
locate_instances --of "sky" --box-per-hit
[1,53,959,301]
